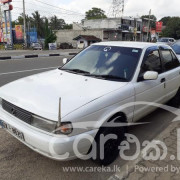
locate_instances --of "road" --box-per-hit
[0,56,177,180]
[0,49,80,57]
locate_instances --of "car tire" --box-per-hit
[91,116,126,166]
[169,88,180,108]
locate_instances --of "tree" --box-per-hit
[85,7,107,20]
[159,16,171,26]
[44,18,57,49]
[141,15,157,28]
[32,11,44,38]
[49,16,66,30]
[63,24,73,29]
[162,17,180,39]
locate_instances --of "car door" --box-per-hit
[159,46,180,100]
[133,46,166,121]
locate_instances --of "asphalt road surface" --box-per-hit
[0,56,177,180]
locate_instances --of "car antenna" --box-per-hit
[58,98,61,127]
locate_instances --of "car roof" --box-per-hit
[93,41,170,49]
[160,37,175,40]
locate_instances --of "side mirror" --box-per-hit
[143,71,158,80]
[63,58,69,64]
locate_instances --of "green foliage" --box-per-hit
[162,17,180,39]
[45,33,57,49]
[85,7,107,20]
[32,11,44,38]
[63,24,73,29]
[12,11,71,38]
[159,16,171,26]
[14,44,24,50]
[0,44,4,50]
[49,16,66,30]
[141,15,157,28]
[44,19,57,49]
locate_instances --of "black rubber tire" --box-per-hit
[169,89,180,108]
[91,116,126,166]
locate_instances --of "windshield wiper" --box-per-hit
[61,68,90,74]
[85,74,127,81]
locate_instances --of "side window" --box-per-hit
[141,50,162,74]
[171,50,180,67]
[161,50,179,71]
[169,39,173,42]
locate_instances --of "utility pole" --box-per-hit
[23,0,27,48]
[8,9,13,45]
[147,9,151,42]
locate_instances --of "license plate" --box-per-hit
[0,120,25,141]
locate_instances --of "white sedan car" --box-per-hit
[0,42,180,165]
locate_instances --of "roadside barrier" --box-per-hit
[0,53,77,60]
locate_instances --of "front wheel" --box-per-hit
[91,118,126,166]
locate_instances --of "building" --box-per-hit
[55,17,144,48]
[55,29,103,48]
[73,35,101,48]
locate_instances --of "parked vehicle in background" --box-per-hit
[31,43,42,50]
[157,37,176,46]
[59,42,73,49]
[171,40,180,60]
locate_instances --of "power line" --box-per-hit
[12,7,83,23]
[13,6,83,18]
[13,1,84,16]
[13,0,84,16]
[33,0,84,16]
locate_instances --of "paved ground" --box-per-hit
[0,56,178,180]
[109,121,180,180]
[127,122,180,180]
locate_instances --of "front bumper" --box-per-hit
[0,107,98,161]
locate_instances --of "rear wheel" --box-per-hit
[169,88,180,108]
[91,116,126,166]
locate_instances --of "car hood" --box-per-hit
[0,69,128,121]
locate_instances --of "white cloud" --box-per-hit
[11,0,180,22]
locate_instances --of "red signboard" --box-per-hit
[0,0,12,3]
[156,21,163,33]
[9,4,13,10]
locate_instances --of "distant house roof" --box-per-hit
[73,35,101,42]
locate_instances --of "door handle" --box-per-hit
[161,78,166,83]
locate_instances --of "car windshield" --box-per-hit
[159,38,168,42]
[172,42,180,55]
[61,45,142,82]
[35,43,40,46]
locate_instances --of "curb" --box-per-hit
[108,120,180,180]
[0,53,77,60]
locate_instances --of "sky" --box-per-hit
[11,0,180,23]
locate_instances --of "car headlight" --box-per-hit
[31,115,73,135]
[31,115,57,133]
[54,122,73,135]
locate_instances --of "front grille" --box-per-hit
[2,99,32,124]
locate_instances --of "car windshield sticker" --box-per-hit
[132,49,139,53]
[104,47,112,52]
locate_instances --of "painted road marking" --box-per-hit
[0,66,58,76]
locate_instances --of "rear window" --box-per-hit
[161,50,180,71]
[172,42,180,55]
